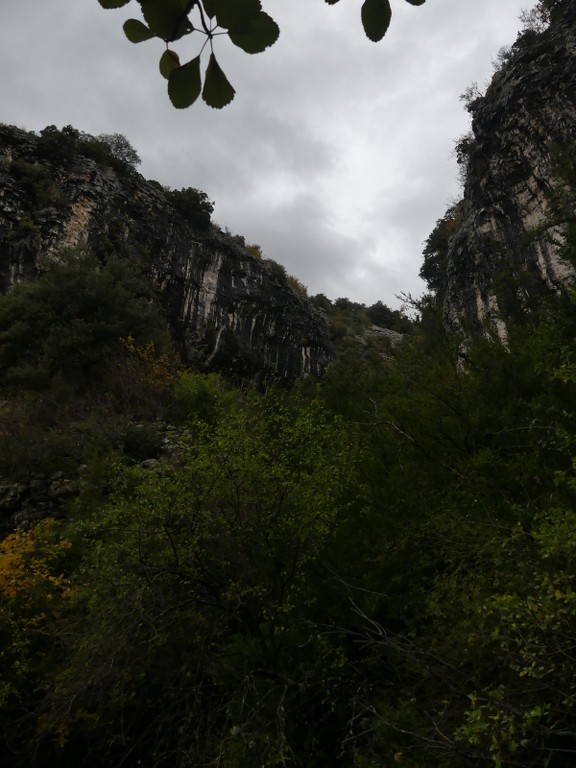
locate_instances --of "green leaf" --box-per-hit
[228,12,279,54]
[202,54,235,109]
[214,0,261,30]
[141,0,193,41]
[361,0,392,42]
[405,0,426,5]
[98,0,130,8]
[168,57,202,108]
[123,19,155,43]
[159,49,181,79]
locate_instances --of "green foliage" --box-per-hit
[36,395,360,767]
[0,393,87,479]
[3,284,576,768]
[0,251,179,482]
[264,257,287,283]
[75,137,111,165]
[95,132,141,167]
[123,17,155,42]
[492,44,513,73]
[9,159,62,208]
[314,296,411,357]
[167,55,202,107]
[329,298,371,342]
[37,125,78,166]
[459,81,483,114]
[245,242,263,259]
[6,215,41,255]
[0,519,72,756]
[35,125,142,173]
[420,203,462,294]
[106,335,179,424]
[286,274,308,296]
[329,293,576,767]
[310,292,333,312]
[365,300,413,332]
[263,262,309,297]
[202,52,236,109]
[361,0,392,42]
[97,0,427,109]
[5,131,576,767]
[0,250,171,393]
[165,186,214,229]
[533,144,576,270]
[520,0,558,32]
[166,369,233,423]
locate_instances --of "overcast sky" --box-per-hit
[1,0,531,308]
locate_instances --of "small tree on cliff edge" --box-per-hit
[96,133,141,168]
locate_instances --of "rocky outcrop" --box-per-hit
[442,0,576,338]
[0,125,332,384]
[0,472,77,535]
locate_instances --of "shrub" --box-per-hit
[37,125,77,166]
[9,160,57,207]
[0,250,172,394]
[286,274,308,296]
[165,187,214,230]
[264,258,287,283]
[95,133,141,169]
[245,243,263,259]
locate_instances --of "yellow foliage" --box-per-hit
[120,335,178,389]
[245,243,263,259]
[0,519,71,626]
[115,336,180,418]
[286,274,308,296]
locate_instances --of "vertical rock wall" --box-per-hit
[442,0,576,337]
[0,125,332,384]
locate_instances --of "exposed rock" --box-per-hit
[140,458,160,470]
[0,471,79,535]
[354,324,404,361]
[360,325,404,347]
[441,0,576,337]
[0,125,332,384]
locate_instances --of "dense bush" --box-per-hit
[95,132,141,168]
[9,159,61,207]
[165,186,214,230]
[0,249,172,392]
[37,124,78,166]
[2,277,576,768]
[35,125,141,173]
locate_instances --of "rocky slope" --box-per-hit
[441,0,576,339]
[0,124,332,384]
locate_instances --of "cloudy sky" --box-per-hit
[1,0,531,308]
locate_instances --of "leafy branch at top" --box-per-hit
[97,0,426,109]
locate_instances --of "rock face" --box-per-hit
[0,125,332,384]
[442,0,576,338]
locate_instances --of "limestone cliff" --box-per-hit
[0,125,332,384]
[441,0,576,338]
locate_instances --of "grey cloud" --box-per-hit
[1,0,530,308]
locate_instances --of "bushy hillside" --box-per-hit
[1,223,576,767]
[2,4,576,765]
